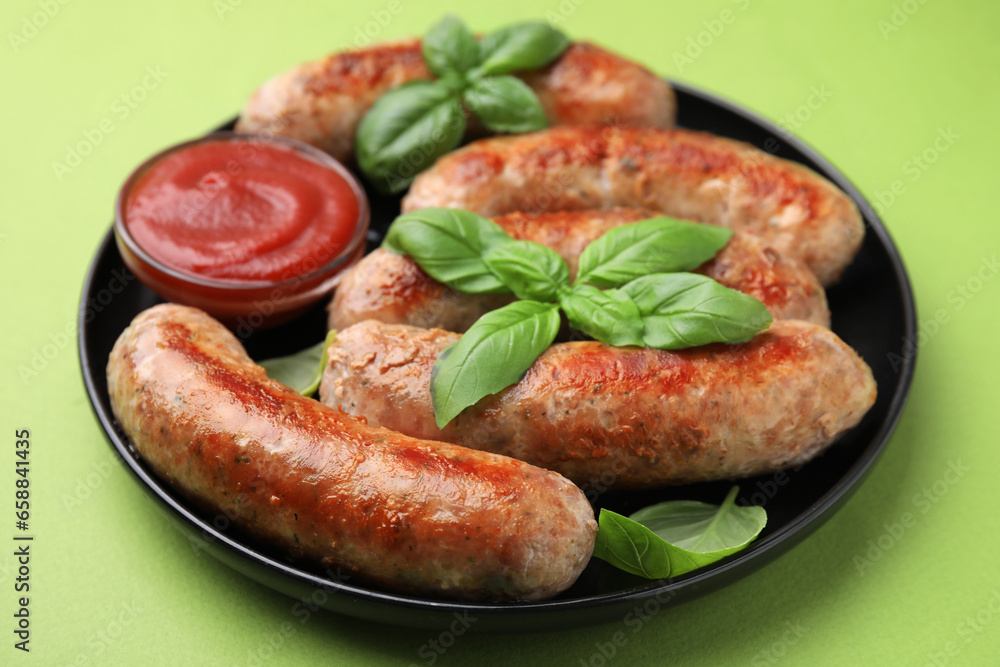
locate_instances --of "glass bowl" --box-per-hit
[113,131,369,329]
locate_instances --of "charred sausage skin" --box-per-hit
[320,319,876,489]
[402,126,864,285]
[106,304,597,601]
[236,41,676,163]
[328,208,830,332]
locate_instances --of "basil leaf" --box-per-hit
[592,510,675,579]
[482,240,569,302]
[382,208,514,294]
[474,22,570,77]
[621,273,772,349]
[463,76,548,134]
[629,487,767,555]
[422,15,479,77]
[355,81,466,194]
[575,218,732,288]
[593,487,766,579]
[431,301,560,427]
[258,330,337,397]
[559,284,644,347]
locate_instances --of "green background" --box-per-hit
[2,0,998,664]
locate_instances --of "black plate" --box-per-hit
[79,82,916,633]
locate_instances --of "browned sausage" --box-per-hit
[236,41,676,163]
[106,304,597,601]
[320,319,876,490]
[401,126,863,285]
[328,208,829,332]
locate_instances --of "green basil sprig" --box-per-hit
[432,301,561,426]
[622,273,775,349]
[258,330,337,397]
[483,240,569,302]
[383,208,513,293]
[355,16,569,194]
[559,284,644,347]
[575,218,733,287]
[473,23,571,77]
[383,209,772,427]
[593,487,767,579]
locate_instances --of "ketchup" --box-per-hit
[124,138,361,283]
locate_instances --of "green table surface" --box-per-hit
[3,0,998,664]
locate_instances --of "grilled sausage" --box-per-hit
[106,304,597,601]
[401,126,864,285]
[320,319,876,490]
[328,208,829,332]
[236,41,676,163]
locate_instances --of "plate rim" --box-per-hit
[77,79,918,632]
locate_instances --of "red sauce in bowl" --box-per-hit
[115,133,369,328]
[125,139,361,282]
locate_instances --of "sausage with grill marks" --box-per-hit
[320,319,877,489]
[328,208,830,332]
[106,304,597,601]
[401,126,864,285]
[236,41,676,163]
